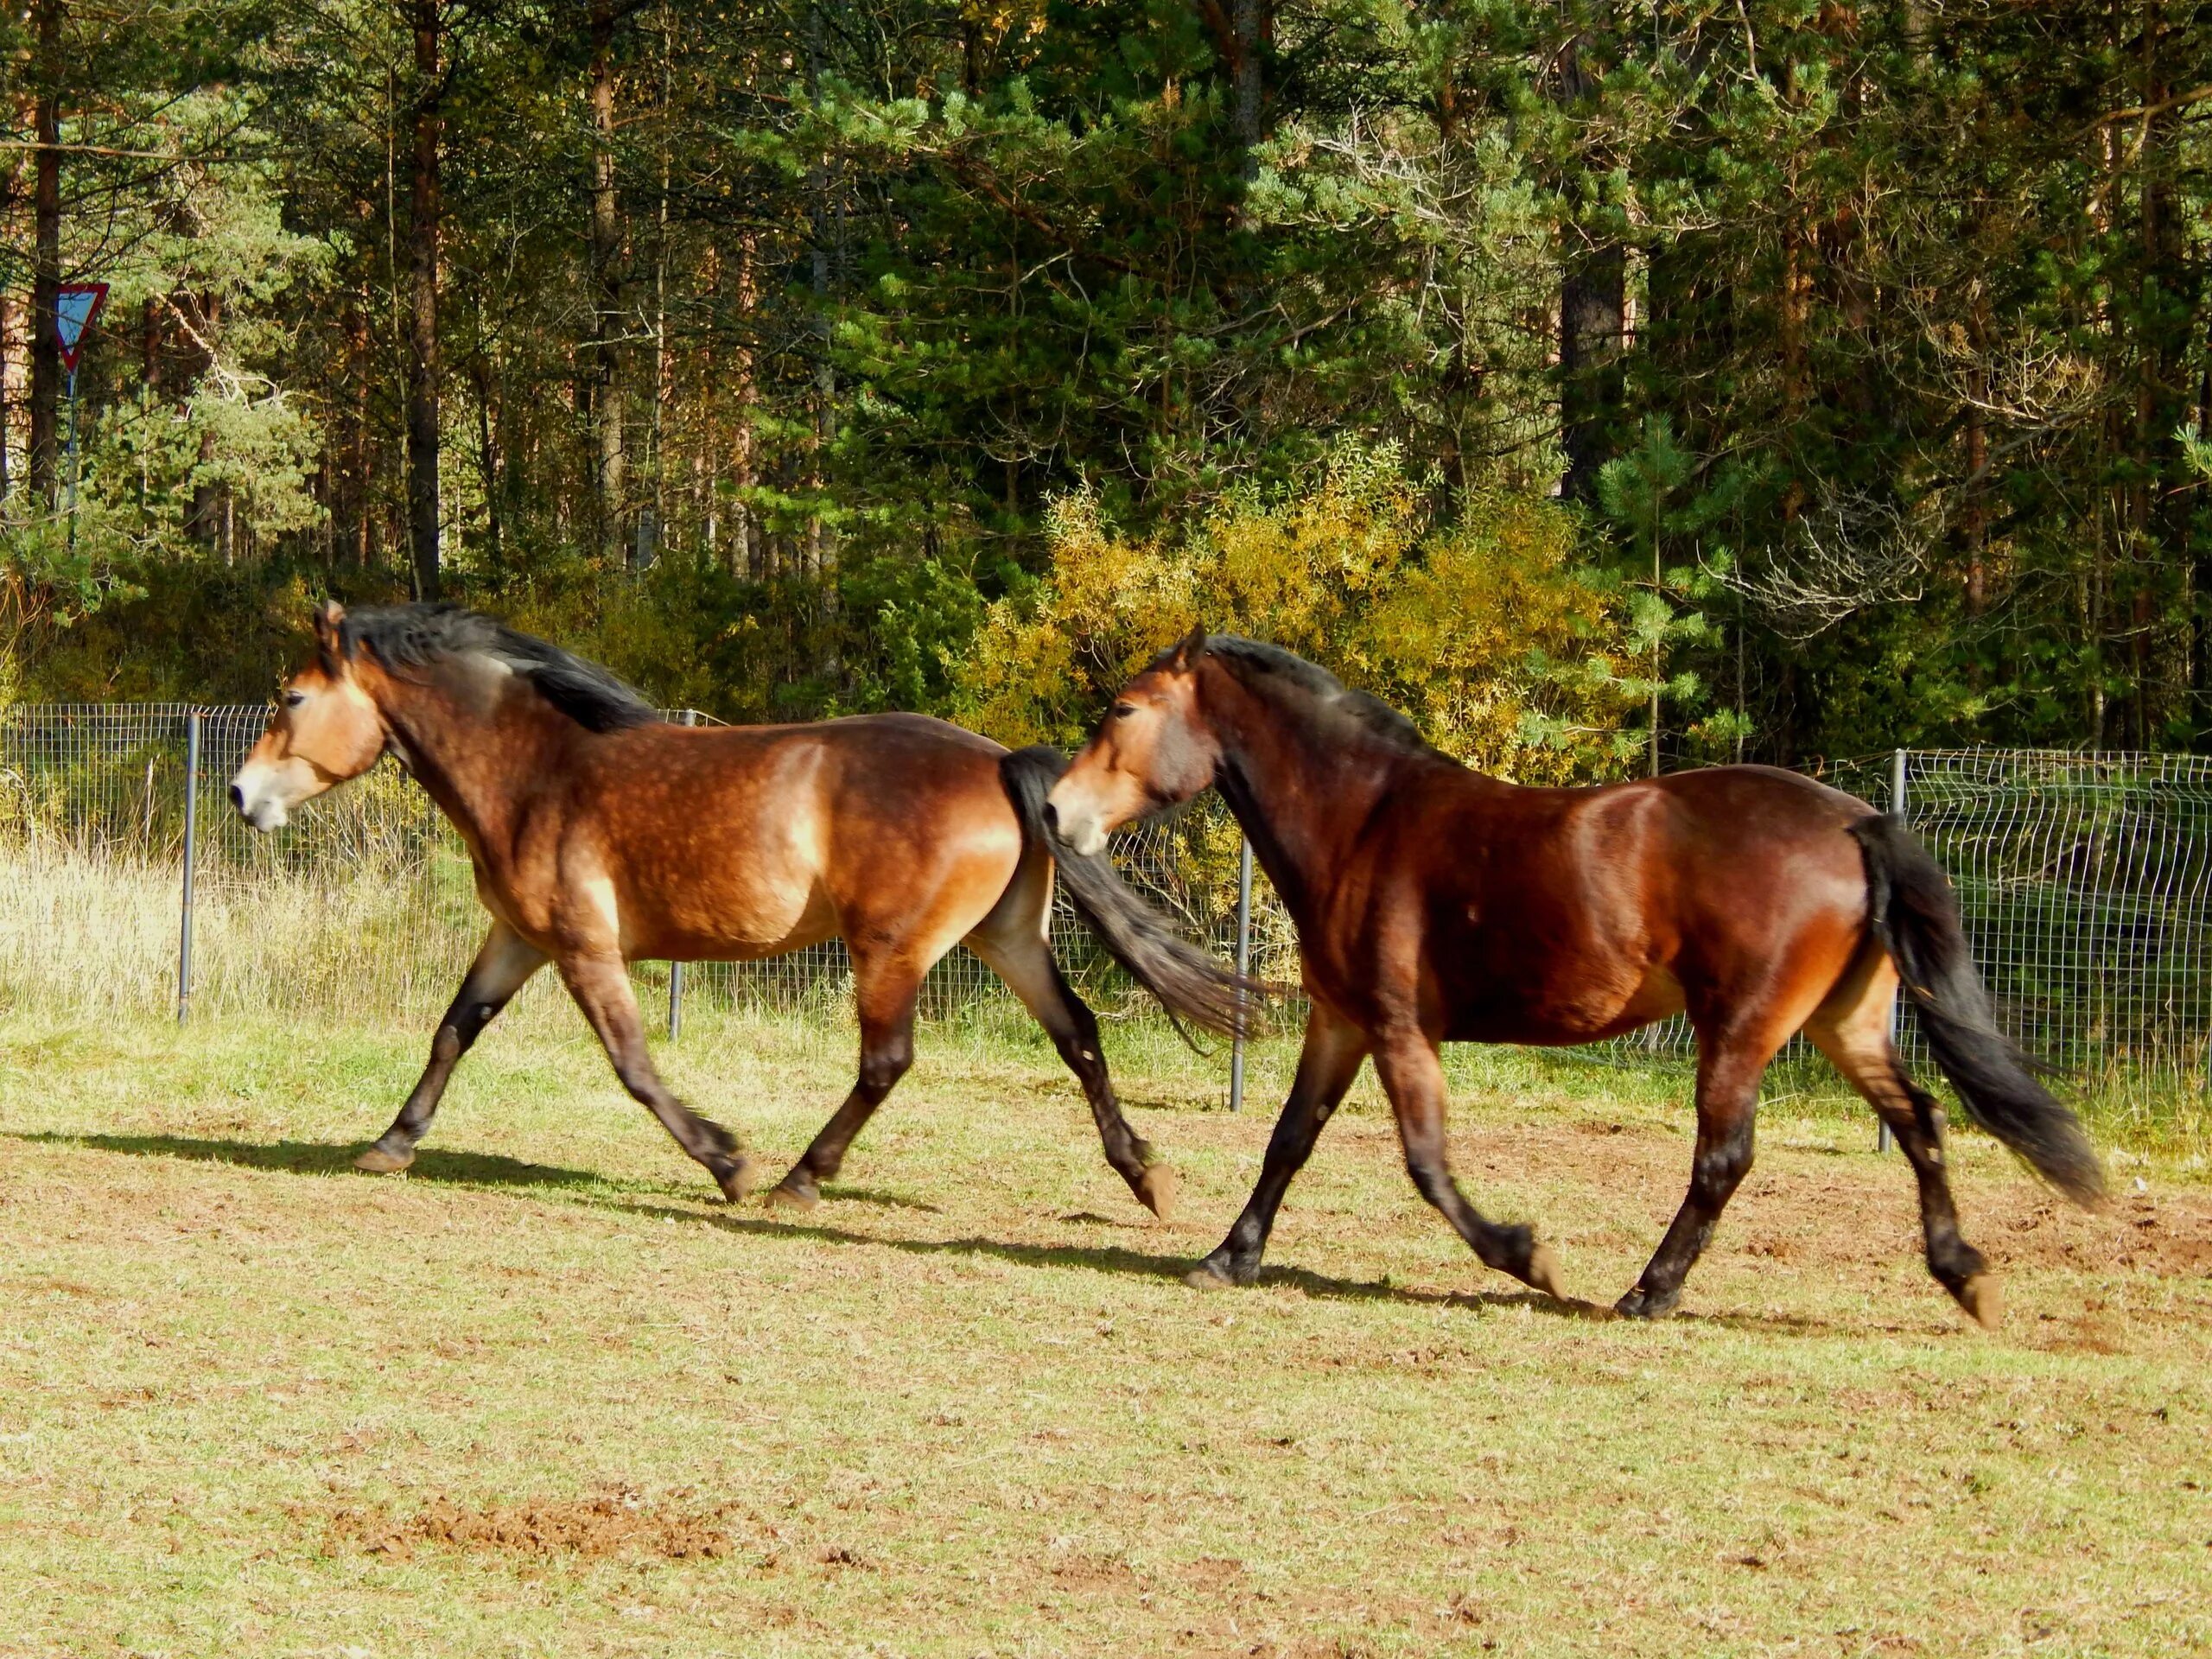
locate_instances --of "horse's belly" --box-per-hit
[1437,946,1678,1046]
[662,868,836,959]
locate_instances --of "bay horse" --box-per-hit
[1044,632,2103,1326]
[230,601,1245,1213]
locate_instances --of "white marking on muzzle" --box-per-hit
[1045,783,1110,858]
[230,759,296,833]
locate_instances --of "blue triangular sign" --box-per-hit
[54,283,109,372]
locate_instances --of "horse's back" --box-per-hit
[768,709,1007,757]
[582,711,1023,962]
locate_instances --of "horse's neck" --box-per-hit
[376,677,558,849]
[1207,676,1403,926]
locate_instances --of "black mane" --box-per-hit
[336,604,662,734]
[1176,635,1441,759]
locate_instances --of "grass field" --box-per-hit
[1,1007,2208,1657]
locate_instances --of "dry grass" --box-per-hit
[0,1006,2207,1657]
[0,846,487,1025]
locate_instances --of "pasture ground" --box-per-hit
[1,1008,2207,1657]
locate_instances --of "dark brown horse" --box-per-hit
[1045,632,2103,1326]
[231,601,1243,1212]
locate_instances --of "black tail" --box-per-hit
[1000,746,1254,1038]
[1850,814,2103,1206]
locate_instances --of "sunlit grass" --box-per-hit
[0,1007,2206,1656]
[6,840,2208,1170]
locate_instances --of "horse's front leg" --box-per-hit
[357,921,546,1173]
[1370,1023,1566,1301]
[559,950,757,1201]
[1189,1003,1369,1287]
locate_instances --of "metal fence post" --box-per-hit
[1230,835,1253,1113]
[1878,747,1907,1154]
[176,709,201,1023]
[667,709,698,1041]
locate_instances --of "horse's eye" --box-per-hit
[283,690,307,710]
[1111,702,1136,720]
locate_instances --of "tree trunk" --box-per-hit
[732,236,760,578]
[28,0,64,507]
[0,150,16,512]
[2194,355,2212,745]
[2133,3,2187,747]
[405,0,443,601]
[1556,27,1623,505]
[1559,248,1625,505]
[804,0,836,588]
[639,0,673,570]
[960,1,986,95]
[1231,0,1268,164]
[472,353,501,571]
[138,296,159,524]
[1777,194,1812,524]
[186,292,223,547]
[588,0,627,564]
[1962,399,1987,615]
[1962,278,1989,617]
[340,300,372,566]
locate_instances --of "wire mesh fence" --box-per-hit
[1835,749,2212,1076]
[3,704,2207,1084]
[0,702,1292,1035]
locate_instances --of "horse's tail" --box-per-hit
[999,745,1253,1038]
[1849,813,2103,1205]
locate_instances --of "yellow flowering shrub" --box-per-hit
[957,447,1641,784]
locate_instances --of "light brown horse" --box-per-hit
[1045,632,2103,1325]
[231,601,1244,1211]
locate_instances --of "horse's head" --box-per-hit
[1046,628,1219,856]
[230,601,387,831]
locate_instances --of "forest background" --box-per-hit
[5,0,2210,774]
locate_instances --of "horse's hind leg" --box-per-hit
[766,961,920,1211]
[1370,1026,1566,1300]
[1615,1020,1782,1319]
[357,921,546,1174]
[560,951,756,1202]
[1805,952,1997,1328]
[968,918,1172,1218]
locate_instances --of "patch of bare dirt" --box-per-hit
[327,1488,747,1562]
[1496,1118,2212,1284]
[1048,1552,1140,1590]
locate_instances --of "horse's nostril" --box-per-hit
[228,784,245,814]
[1042,802,1060,835]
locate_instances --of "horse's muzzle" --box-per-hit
[228,769,290,832]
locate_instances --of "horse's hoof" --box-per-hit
[1176,1256,1247,1300]
[1955,1272,2002,1331]
[1614,1285,1675,1320]
[763,1178,818,1214]
[353,1145,414,1175]
[713,1156,760,1204]
[1133,1163,1179,1223]
[1522,1242,1567,1302]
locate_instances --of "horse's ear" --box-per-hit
[311,600,347,674]
[1167,626,1209,671]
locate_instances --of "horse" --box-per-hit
[1042,631,2103,1326]
[230,601,1246,1214]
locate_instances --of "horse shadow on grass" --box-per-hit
[21,1130,1851,1335]
[613,1197,1620,1324]
[9,1131,613,1194]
